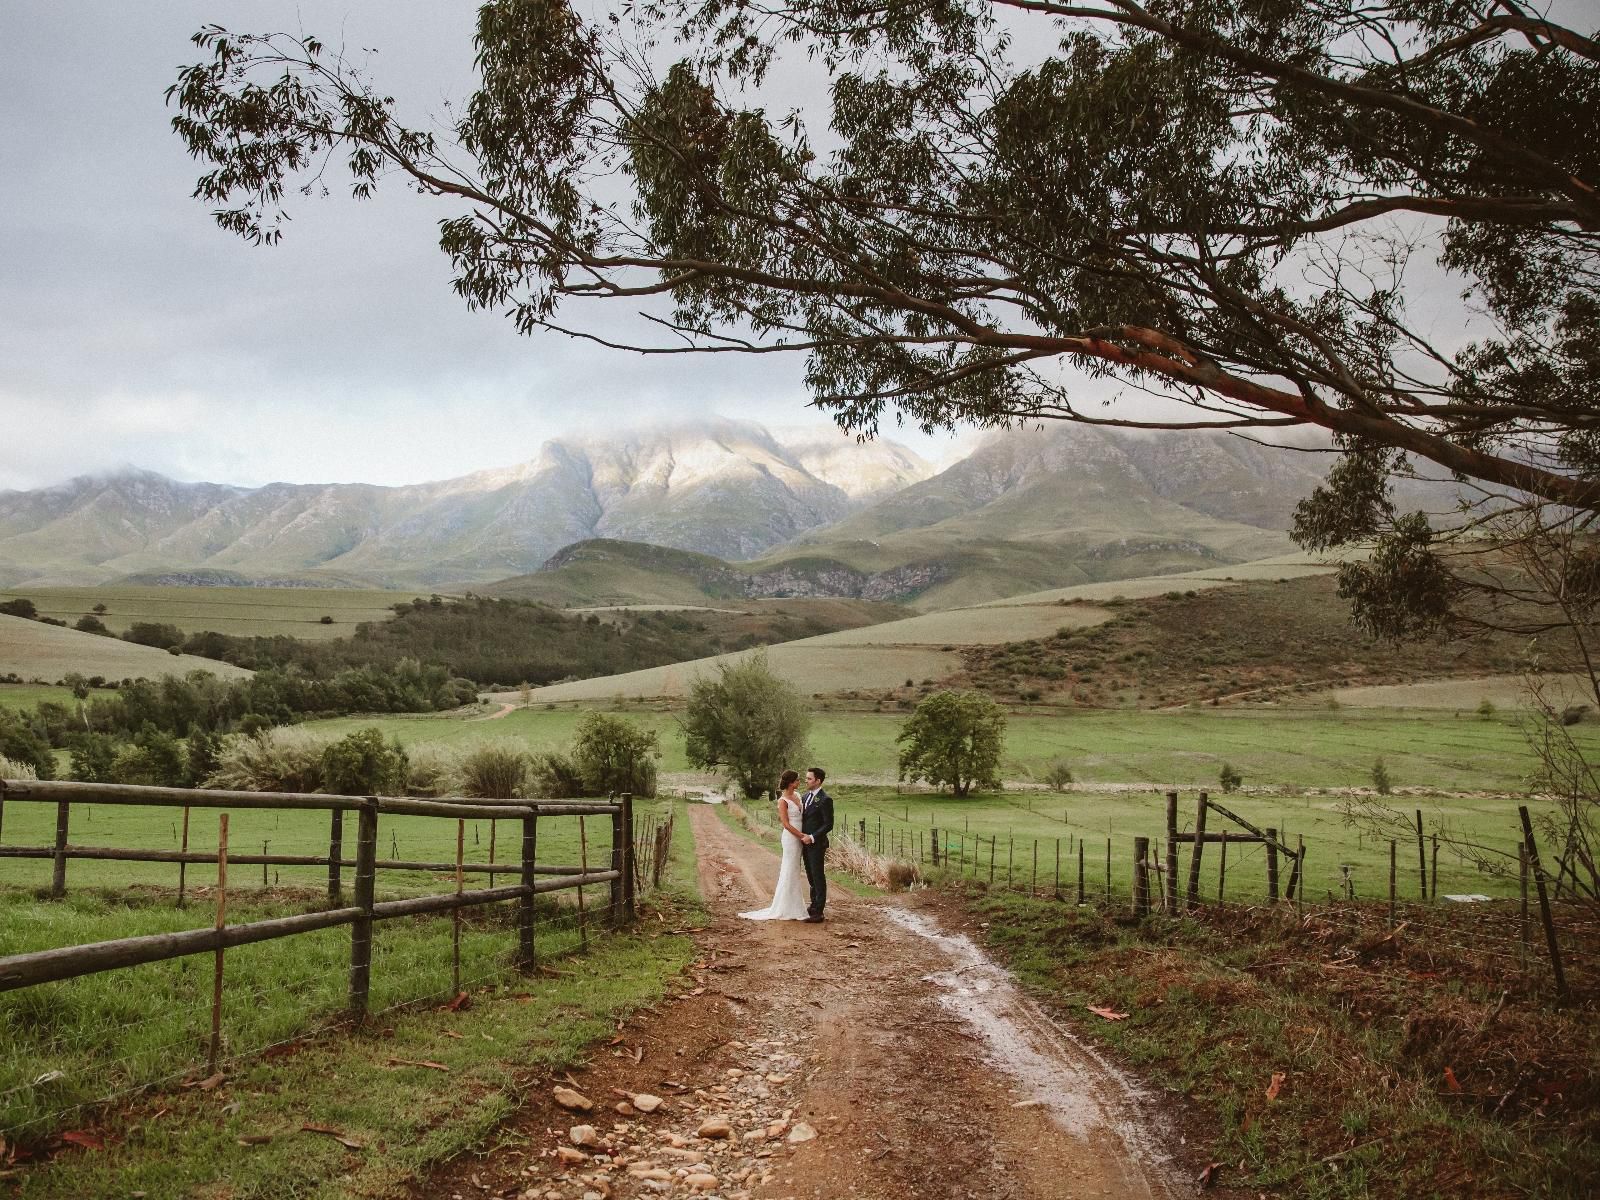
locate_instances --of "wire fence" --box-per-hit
[0,780,681,1142]
[730,790,1593,1000]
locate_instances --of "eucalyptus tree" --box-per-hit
[169,0,1599,638]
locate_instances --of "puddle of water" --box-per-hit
[885,907,1183,1199]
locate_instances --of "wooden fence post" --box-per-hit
[208,813,229,1074]
[577,816,590,953]
[1414,809,1427,899]
[932,828,941,868]
[178,804,190,908]
[1518,805,1568,998]
[348,801,378,1019]
[1077,838,1085,904]
[1265,827,1279,902]
[328,808,344,901]
[621,794,636,924]
[1519,841,1530,972]
[51,798,70,899]
[1430,833,1439,901]
[1185,791,1208,910]
[1164,792,1179,915]
[609,796,624,928]
[1217,830,1228,903]
[989,836,997,883]
[1295,838,1307,914]
[452,819,464,996]
[1388,840,1397,928]
[1133,837,1150,917]
[519,807,538,970]
[488,818,498,891]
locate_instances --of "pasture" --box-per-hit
[281,703,1594,905]
[0,615,252,683]
[1,585,417,640]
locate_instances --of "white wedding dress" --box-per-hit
[739,795,812,921]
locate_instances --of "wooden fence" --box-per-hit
[0,779,640,1017]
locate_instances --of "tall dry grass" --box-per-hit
[207,727,326,792]
[0,755,38,781]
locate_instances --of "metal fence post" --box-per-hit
[1185,792,1208,911]
[347,800,378,1019]
[1133,836,1150,917]
[1518,805,1568,998]
[609,796,625,928]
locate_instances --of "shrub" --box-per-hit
[321,727,408,796]
[405,743,457,797]
[208,727,328,792]
[529,749,586,799]
[123,621,185,650]
[683,651,811,800]
[1043,761,1074,792]
[74,615,110,635]
[1477,697,1496,720]
[1219,762,1243,793]
[0,598,38,620]
[0,754,37,780]
[1371,756,1393,795]
[571,711,660,797]
[110,727,188,787]
[456,739,529,799]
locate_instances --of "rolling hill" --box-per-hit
[0,615,252,683]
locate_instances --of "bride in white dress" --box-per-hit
[739,770,812,921]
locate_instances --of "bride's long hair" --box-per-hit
[778,769,800,793]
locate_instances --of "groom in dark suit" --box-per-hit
[799,766,833,922]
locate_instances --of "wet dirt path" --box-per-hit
[423,806,1200,1200]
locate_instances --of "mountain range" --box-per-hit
[0,417,1396,605]
[0,420,931,589]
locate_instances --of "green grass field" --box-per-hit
[2,586,415,640]
[0,799,694,1150]
[284,703,1594,904]
[0,684,78,711]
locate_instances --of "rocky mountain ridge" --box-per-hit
[0,420,933,588]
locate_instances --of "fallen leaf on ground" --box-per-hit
[1265,1072,1286,1102]
[236,1134,272,1146]
[1443,1067,1462,1094]
[1087,1006,1129,1021]
[443,991,472,1012]
[185,1073,226,1092]
[1197,1161,1224,1188]
[58,1132,103,1151]
[301,1123,363,1150]
[441,1030,464,1040]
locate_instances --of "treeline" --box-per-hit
[0,662,479,782]
[128,596,728,686]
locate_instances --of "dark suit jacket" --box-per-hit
[800,787,833,844]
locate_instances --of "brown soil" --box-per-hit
[411,807,1230,1200]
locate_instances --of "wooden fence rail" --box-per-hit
[0,779,641,1018]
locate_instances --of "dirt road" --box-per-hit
[425,806,1199,1200]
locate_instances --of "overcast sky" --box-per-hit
[0,2,981,492]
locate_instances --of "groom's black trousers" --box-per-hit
[802,839,828,918]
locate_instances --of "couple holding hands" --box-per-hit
[739,767,833,923]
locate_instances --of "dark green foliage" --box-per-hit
[67,732,121,783]
[456,741,529,799]
[73,615,110,636]
[1218,762,1243,793]
[109,726,189,788]
[1043,761,1074,792]
[683,652,810,799]
[176,596,741,688]
[0,598,37,620]
[1371,756,1393,795]
[529,749,586,800]
[897,690,1006,798]
[0,709,56,778]
[123,622,185,650]
[571,711,660,798]
[320,727,409,796]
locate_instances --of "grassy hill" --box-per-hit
[0,585,416,640]
[0,615,251,682]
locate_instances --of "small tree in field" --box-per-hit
[1219,762,1243,794]
[897,691,1006,799]
[572,711,660,798]
[321,727,408,796]
[1043,761,1074,793]
[1371,757,1393,796]
[682,652,810,800]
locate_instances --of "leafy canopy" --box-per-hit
[682,651,810,799]
[897,689,1006,798]
[169,1,1600,637]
